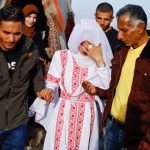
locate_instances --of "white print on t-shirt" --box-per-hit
[7,62,16,70]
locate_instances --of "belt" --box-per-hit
[108,115,125,129]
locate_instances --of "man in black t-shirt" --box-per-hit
[95,3,121,150]
[95,2,121,55]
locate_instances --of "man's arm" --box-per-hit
[82,81,108,97]
[37,88,54,103]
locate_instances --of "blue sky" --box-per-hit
[72,0,150,29]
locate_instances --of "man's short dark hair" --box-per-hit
[116,4,147,27]
[0,5,24,24]
[96,2,113,14]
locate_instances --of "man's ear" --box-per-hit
[111,16,114,21]
[138,23,145,33]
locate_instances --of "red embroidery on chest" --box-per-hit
[54,51,95,149]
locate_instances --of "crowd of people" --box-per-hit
[0,1,150,150]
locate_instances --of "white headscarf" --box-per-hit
[68,18,113,67]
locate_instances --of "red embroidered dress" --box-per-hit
[30,18,113,150]
[40,50,110,150]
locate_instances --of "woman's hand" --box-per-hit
[79,40,105,66]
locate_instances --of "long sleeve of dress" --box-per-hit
[45,51,62,90]
[93,66,111,98]
[97,66,111,89]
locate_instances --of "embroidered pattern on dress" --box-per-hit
[72,60,80,93]
[54,50,68,150]
[67,62,89,149]
[46,15,61,58]
[60,50,68,89]
[75,103,85,149]
[89,101,95,140]
[80,68,88,84]
[68,93,95,149]
[46,74,60,85]
[54,50,95,149]
[68,104,78,149]
[54,100,66,150]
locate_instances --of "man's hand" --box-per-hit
[37,88,54,103]
[138,139,150,150]
[82,81,97,95]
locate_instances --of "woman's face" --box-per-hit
[25,13,37,28]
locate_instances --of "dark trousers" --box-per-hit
[104,118,125,150]
[0,124,28,150]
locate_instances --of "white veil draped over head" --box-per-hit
[68,18,113,67]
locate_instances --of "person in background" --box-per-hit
[22,4,50,74]
[11,0,47,32]
[42,0,67,58]
[0,5,52,149]
[95,2,121,54]
[64,0,75,44]
[95,3,118,149]
[30,18,113,150]
[22,4,50,110]
[83,4,150,150]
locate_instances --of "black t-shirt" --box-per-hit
[2,49,22,76]
[105,27,121,55]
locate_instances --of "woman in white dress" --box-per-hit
[30,18,113,150]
